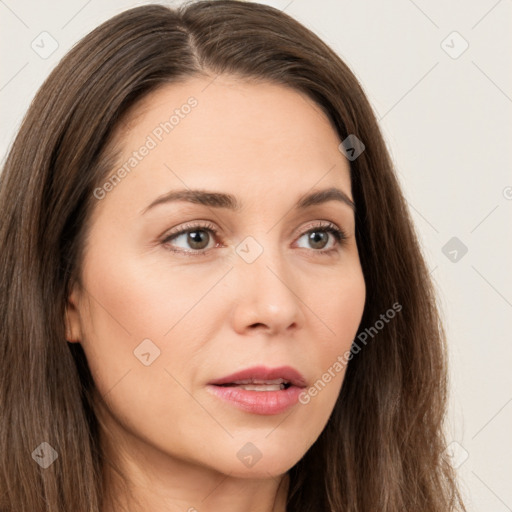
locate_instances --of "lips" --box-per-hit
[208,365,307,389]
[206,365,307,415]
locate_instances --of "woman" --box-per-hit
[0,1,466,511]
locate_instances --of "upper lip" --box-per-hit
[209,365,307,388]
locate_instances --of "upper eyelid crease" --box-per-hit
[141,186,356,215]
[162,220,346,239]
[161,221,347,255]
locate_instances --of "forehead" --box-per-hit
[96,75,352,218]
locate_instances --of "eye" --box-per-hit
[161,221,219,254]
[161,220,347,256]
[295,222,347,254]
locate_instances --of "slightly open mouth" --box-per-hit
[207,374,304,414]
[215,378,292,391]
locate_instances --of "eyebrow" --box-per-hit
[141,186,355,215]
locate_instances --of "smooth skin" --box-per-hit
[65,75,366,512]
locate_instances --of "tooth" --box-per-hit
[237,384,283,391]
[232,378,286,385]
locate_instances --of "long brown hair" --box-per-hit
[0,2,465,510]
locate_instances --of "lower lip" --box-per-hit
[206,384,304,415]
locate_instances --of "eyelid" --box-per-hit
[292,220,348,253]
[161,220,221,253]
[161,220,348,256]
[162,220,218,239]
[291,220,346,241]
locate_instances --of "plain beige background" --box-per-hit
[1,1,511,510]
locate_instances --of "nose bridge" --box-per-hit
[236,234,290,290]
[231,233,303,332]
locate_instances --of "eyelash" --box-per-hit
[161,221,347,257]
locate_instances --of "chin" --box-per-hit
[203,437,310,479]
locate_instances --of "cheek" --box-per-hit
[81,244,227,339]
[76,255,219,457]
[77,249,230,396]
[301,264,365,398]
[313,263,366,354]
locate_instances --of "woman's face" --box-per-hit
[66,75,366,479]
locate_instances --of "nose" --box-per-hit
[230,242,304,336]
